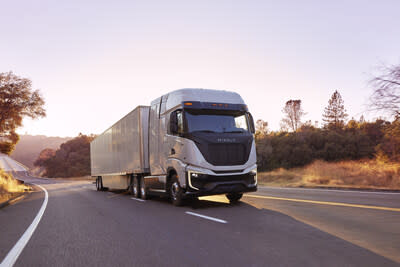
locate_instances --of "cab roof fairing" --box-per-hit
[150,88,246,111]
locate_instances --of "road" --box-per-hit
[1,173,399,266]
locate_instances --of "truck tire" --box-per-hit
[131,176,140,198]
[96,177,99,191]
[226,193,243,203]
[140,177,148,200]
[170,175,184,206]
[96,177,103,191]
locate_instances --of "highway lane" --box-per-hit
[1,174,399,266]
[253,186,400,209]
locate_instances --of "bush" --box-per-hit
[256,118,398,171]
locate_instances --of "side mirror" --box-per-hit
[248,112,255,134]
[170,111,178,134]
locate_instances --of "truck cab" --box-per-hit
[148,88,257,205]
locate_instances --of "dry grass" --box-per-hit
[258,159,400,190]
[0,169,30,203]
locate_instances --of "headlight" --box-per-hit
[188,171,207,190]
[250,168,257,185]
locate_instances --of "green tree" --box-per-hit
[322,90,348,131]
[0,72,46,154]
[281,100,305,132]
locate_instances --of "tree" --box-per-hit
[33,148,56,167]
[281,100,305,132]
[322,90,348,130]
[376,117,400,161]
[0,72,46,154]
[35,134,96,177]
[369,64,400,117]
[255,119,268,139]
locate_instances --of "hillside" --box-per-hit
[10,135,71,169]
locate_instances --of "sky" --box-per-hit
[1,0,400,137]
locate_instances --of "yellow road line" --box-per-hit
[245,194,400,212]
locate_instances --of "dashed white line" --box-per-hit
[185,211,227,224]
[131,198,146,202]
[0,184,48,267]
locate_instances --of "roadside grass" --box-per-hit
[0,168,30,203]
[258,159,400,190]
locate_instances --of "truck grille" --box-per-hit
[190,173,256,191]
[207,143,248,166]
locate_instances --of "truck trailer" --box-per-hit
[90,88,257,205]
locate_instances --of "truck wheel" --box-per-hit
[132,176,140,198]
[96,177,100,191]
[226,193,243,203]
[170,175,184,206]
[140,177,148,200]
[96,177,103,191]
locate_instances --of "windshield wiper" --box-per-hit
[224,130,245,133]
[191,130,216,133]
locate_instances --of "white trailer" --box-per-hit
[91,88,257,205]
[90,106,149,191]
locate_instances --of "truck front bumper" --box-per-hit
[185,171,257,197]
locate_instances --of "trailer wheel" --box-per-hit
[140,177,148,200]
[170,175,184,206]
[226,193,243,203]
[132,176,140,198]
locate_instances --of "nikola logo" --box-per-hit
[217,138,236,143]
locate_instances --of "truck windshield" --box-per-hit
[185,111,250,133]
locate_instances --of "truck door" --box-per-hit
[149,98,163,175]
[158,95,169,173]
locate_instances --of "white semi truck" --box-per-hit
[90,88,257,205]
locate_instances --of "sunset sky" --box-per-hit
[1,0,400,137]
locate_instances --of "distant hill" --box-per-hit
[10,135,72,169]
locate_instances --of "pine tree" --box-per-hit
[323,90,348,130]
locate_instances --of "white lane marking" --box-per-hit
[259,186,400,195]
[0,184,48,267]
[185,211,227,224]
[131,198,146,202]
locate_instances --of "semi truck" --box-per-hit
[90,88,257,205]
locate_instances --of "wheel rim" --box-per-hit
[141,182,145,196]
[171,182,179,200]
[133,178,138,195]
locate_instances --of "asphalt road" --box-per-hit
[1,173,399,267]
